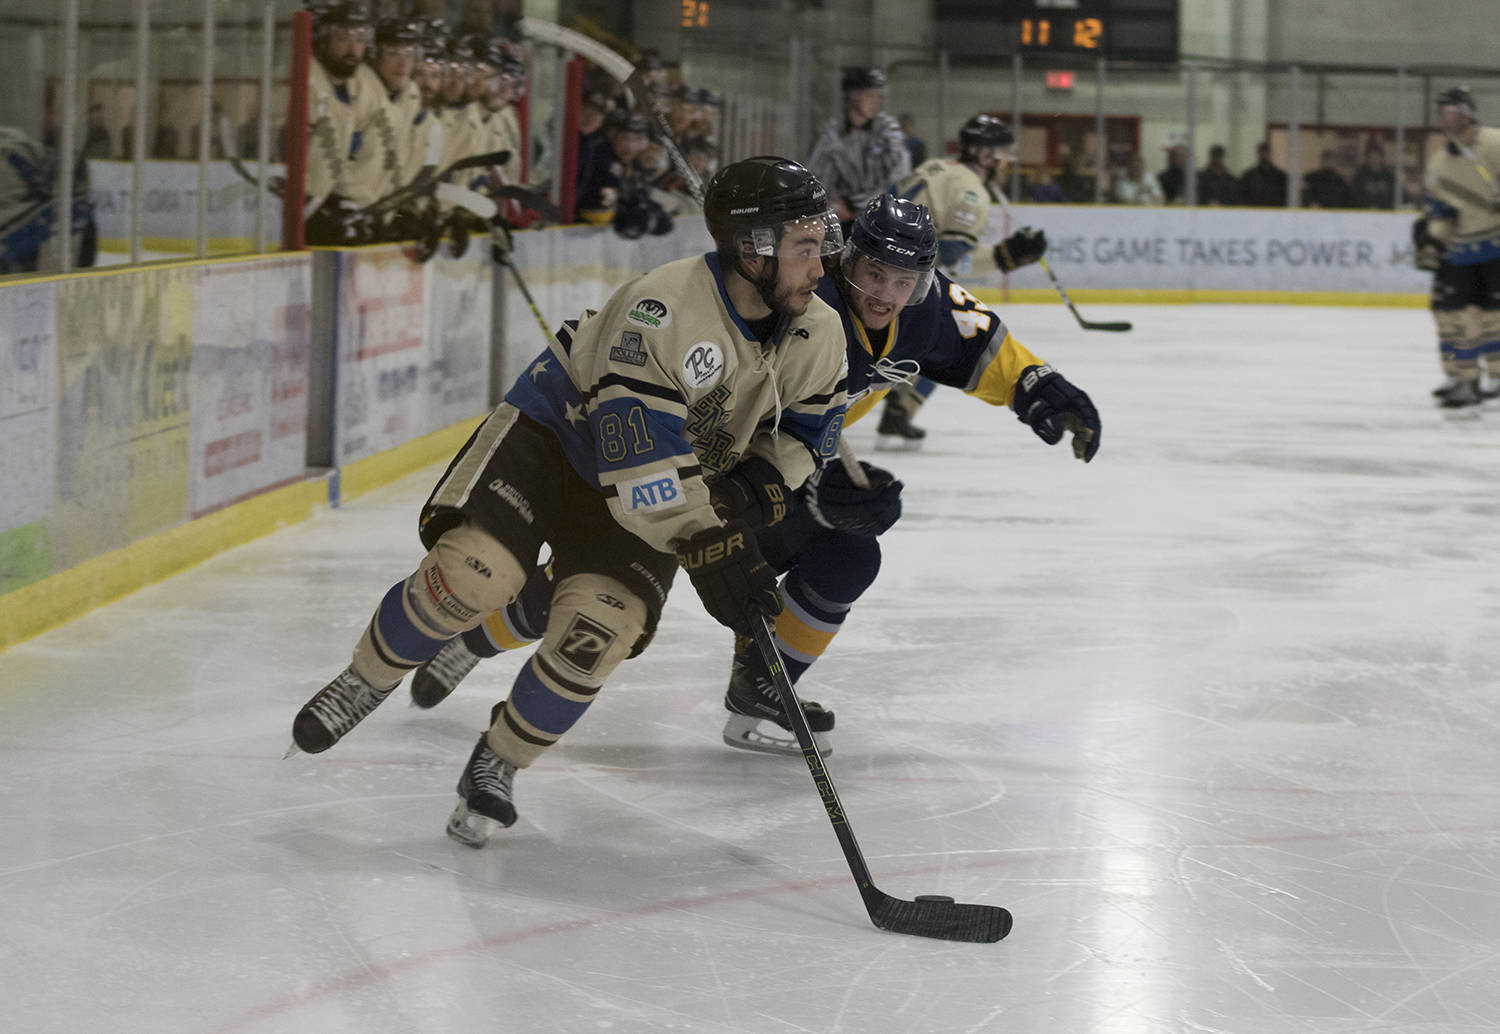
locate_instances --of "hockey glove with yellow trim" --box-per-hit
[709,456,791,528]
[676,521,783,635]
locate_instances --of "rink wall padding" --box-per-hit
[0,207,1427,650]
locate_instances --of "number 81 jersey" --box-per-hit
[820,267,1046,426]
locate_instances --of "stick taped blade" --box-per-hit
[872,895,1013,943]
[1084,321,1133,332]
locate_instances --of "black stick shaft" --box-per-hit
[750,618,887,916]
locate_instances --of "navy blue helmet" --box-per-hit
[842,194,937,307]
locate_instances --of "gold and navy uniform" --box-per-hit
[821,266,1044,427]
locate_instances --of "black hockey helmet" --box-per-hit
[375,17,421,51]
[1436,85,1477,119]
[842,194,937,308]
[704,156,842,259]
[311,2,370,36]
[841,67,888,93]
[637,49,665,72]
[958,114,1014,160]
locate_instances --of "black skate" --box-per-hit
[290,666,394,754]
[1438,379,1481,408]
[446,733,519,847]
[722,652,835,756]
[410,636,481,709]
[875,399,926,452]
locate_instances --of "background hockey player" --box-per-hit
[304,2,386,243]
[878,114,1049,446]
[806,67,911,226]
[1417,86,1500,408]
[405,195,1100,758]
[288,156,850,847]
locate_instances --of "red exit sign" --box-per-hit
[1045,69,1075,90]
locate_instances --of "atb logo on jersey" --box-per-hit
[682,341,723,389]
[557,613,617,674]
[619,471,686,513]
[626,298,672,329]
[609,330,648,367]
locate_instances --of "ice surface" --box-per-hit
[2,304,1497,1033]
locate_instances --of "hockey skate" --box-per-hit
[410,636,481,709]
[1437,379,1481,408]
[722,652,835,756]
[290,666,394,755]
[874,399,926,452]
[446,733,519,847]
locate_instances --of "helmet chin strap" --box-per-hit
[735,254,785,316]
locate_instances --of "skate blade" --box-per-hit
[873,436,924,453]
[721,714,833,757]
[445,800,500,848]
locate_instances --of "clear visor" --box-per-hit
[746,209,844,259]
[840,243,934,308]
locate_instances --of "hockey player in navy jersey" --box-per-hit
[288,156,850,845]
[405,194,1100,756]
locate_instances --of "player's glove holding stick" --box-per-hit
[994,226,1048,273]
[1012,363,1101,462]
[676,522,783,634]
[803,458,904,537]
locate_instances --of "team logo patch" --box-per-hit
[625,298,671,329]
[619,470,686,513]
[609,330,648,366]
[682,341,723,389]
[557,614,616,674]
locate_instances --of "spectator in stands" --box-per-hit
[1349,141,1396,209]
[574,93,616,221]
[1055,150,1094,202]
[899,113,927,167]
[1239,141,1287,206]
[1301,149,1354,208]
[1110,151,1163,204]
[1030,166,1067,202]
[1197,144,1241,205]
[667,83,697,138]
[1158,141,1188,203]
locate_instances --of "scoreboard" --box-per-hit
[1012,0,1180,63]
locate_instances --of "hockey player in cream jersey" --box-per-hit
[289,157,849,847]
[407,196,1101,757]
[880,114,1049,445]
[1418,87,1500,407]
[305,4,387,216]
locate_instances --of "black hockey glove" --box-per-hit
[1012,364,1101,462]
[709,455,791,528]
[1412,216,1444,272]
[676,521,783,635]
[994,226,1048,273]
[802,460,904,537]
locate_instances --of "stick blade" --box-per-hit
[871,895,1013,943]
[1082,321,1133,332]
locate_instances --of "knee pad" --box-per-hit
[411,522,528,638]
[535,573,648,685]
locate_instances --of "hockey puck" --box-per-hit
[915,895,955,904]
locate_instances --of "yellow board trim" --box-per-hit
[1,248,301,286]
[0,414,487,653]
[971,288,1428,308]
[98,236,260,255]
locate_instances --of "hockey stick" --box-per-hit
[748,617,1011,942]
[361,148,512,216]
[993,193,1131,332]
[517,17,704,207]
[1036,257,1132,332]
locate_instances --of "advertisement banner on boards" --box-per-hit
[91,160,285,246]
[973,205,1429,296]
[334,245,495,464]
[189,256,313,517]
[0,281,58,591]
[52,267,194,570]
